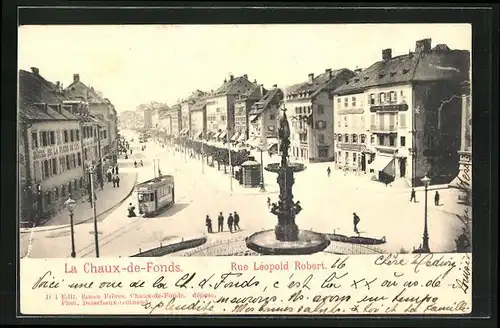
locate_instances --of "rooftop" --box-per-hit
[249,87,283,116]
[208,74,256,97]
[334,39,470,95]
[286,68,355,100]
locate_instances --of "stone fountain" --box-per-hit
[245,104,331,255]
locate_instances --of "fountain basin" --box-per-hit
[265,162,306,173]
[246,229,330,255]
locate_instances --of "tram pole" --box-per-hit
[89,167,100,258]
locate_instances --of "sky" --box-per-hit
[18,24,471,113]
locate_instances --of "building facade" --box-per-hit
[205,74,257,140]
[190,98,207,139]
[286,68,356,163]
[169,104,182,138]
[233,84,265,142]
[179,90,206,138]
[333,39,470,186]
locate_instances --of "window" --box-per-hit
[70,130,75,142]
[352,134,358,143]
[51,158,57,175]
[344,116,348,127]
[49,131,55,145]
[389,135,395,146]
[400,136,406,147]
[315,120,326,130]
[64,130,69,143]
[352,96,356,107]
[353,153,357,162]
[31,132,38,149]
[61,185,66,197]
[43,160,50,178]
[76,130,80,141]
[360,134,366,144]
[345,152,349,162]
[221,115,226,121]
[337,98,341,104]
[84,148,88,160]
[56,130,62,144]
[338,151,341,160]
[318,134,325,144]
[54,187,59,199]
[73,154,77,168]
[41,131,48,147]
[370,94,376,105]
[104,130,107,139]
[317,105,324,115]
[390,91,397,103]
[269,114,276,120]
[344,97,348,108]
[77,153,82,166]
[337,119,341,127]
[371,135,375,144]
[379,92,386,104]
[399,113,407,128]
[344,134,349,143]
[66,155,71,170]
[338,134,342,142]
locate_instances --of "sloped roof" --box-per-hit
[235,85,263,102]
[65,78,106,103]
[286,69,355,99]
[249,88,283,116]
[211,75,256,97]
[19,69,68,109]
[334,46,470,95]
[170,104,181,112]
[191,98,207,112]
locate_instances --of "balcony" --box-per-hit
[370,125,397,133]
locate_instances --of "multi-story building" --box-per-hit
[286,68,356,163]
[247,85,284,149]
[169,104,182,139]
[118,110,143,130]
[190,98,207,139]
[333,39,470,186]
[180,90,207,138]
[205,74,257,141]
[143,108,153,129]
[64,73,118,163]
[233,84,265,143]
[19,68,88,223]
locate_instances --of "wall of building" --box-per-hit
[190,110,205,136]
[206,95,227,133]
[170,110,181,137]
[412,80,463,186]
[310,90,335,162]
[287,98,312,161]
[143,109,153,129]
[234,100,248,136]
[181,102,191,135]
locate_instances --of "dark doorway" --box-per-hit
[361,153,366,172]
[399,158,406,178]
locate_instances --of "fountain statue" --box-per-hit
[245,103,331,255]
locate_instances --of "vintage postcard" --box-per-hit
[18,23,472,316]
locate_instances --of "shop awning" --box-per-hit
[195,131,203,139]
[231,132,240,141]
[371,155,394,173]
[219,131,227,140]
[214,132,221,139]
[266,137,279,150]
[238,133,247,142]
[249,114,259,123]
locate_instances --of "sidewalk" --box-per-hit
[21,170,138,232]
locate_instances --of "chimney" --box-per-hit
[325,68,332,78]
[30,67,39,75]
[224,78,227,83]
[308,73,314,83]
[253,79,257,84]
[243,74,248,79]
[273,84,278,88]
[230,75,234,82]
[415,38,432,53]
[382,48,392,61]
[73,74,80,82]
[354,68,363,73]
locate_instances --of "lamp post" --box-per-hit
[88,166,100,257]
[421,173,431,253]
[64,195,77,258]
[259,144,266,192]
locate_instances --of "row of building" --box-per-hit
[18,68,119,224]
[124,37,471,188]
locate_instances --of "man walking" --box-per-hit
[227,213,234,233]
[327,166,331,177]
[233,211,241,230]
[205,215,213,234]
[353,212,360,235]
[112,176,117,187]
[115,175,120,188]
[434,191,440,206]
[217,212,224,232]
[410,188,417,202]
[267,197,271,209]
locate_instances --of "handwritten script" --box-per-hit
[21,254,472,315]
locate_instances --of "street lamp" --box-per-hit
[259,143,266,192]
[420,173,431,253]
[64,195,77,258]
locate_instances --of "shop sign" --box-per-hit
[337,143,366,152]
[370,104,408,112]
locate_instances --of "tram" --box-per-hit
[136,175,175,217]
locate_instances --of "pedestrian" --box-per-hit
[353,212,360,235]
[134,161,138,168]
[130,149,133,155]
[127,203,136,217]
[140,160,143,167]
[434,191,440,206]
[107,170,112,182]
[267,197,271,208]
[116,175,120,188]
[158,169,162,177]
[233,211,240,230]
[115,166,119,175]
[228,213,234,233]
[327,166,331,177]
[205,215,213,234]
[112,176,117,187]
[410,188,416,202]
[217,212,224,232]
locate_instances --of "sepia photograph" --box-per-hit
[17,24,472,261]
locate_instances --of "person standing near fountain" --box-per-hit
[217,212,224,232]
[227,213,234,233]
[353,212,361,235]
